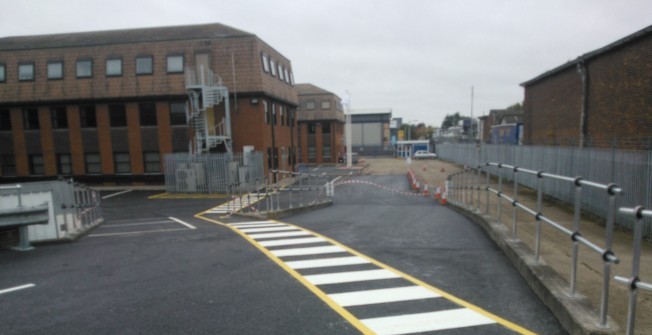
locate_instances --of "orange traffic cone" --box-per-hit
[434,186,441,200]
[440,190,447,205]
[423,184,430,196]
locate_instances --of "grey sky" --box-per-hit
[2,0,650,126]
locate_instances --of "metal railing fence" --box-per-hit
[448,163,621,327]
[261,169,334,214]
[437,143,652,239]
[164,152,264,194]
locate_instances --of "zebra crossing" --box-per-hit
[221,220,533,335]
[204,193,266,215]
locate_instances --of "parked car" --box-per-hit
[413,150,437,159]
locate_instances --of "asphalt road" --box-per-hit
[0,175,566,334]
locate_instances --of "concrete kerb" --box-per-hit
[448,203,618,335]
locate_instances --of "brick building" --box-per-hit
[295,83,344,164]
[521,24,652,148]
[351,110,393,156]
[0,23,298,183]
[478,108,523,144]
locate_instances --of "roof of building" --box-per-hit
[521,24,652,87]
[0,22,255,51]
[489,109,523,124]
[295,83,337,97]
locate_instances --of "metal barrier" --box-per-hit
[448,163,621,327]
[0,185,49,250]
[260,169,334,215]
[615,207,652,335]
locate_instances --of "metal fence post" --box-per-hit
[485,166,490,215]
[600,184,619,327]
[512,167,519,240]
[497,164,503,223]
[570,178,583,297]
[535,172,543,262]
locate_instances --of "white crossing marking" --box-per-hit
[271,245,346,257]
[285,256,371,269]
[102,189,132,199]
[238,226,298,233]
[304,269,400,285]
[169,217,196,230]
[100,220,173,228]
[89,228,188,237]
[247,231,312,239]
[328,286,441,307]
[258,237,325,247]
[0,283,35,295]
[232,223,282,229]
[230,222,278,228]
[229,221,276,226]
[360,308,496,335]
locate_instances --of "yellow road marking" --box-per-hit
[195,212,536,335]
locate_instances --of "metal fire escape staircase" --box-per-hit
[185,66,232,154]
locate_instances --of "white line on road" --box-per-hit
[258,237,325,247]
[304,269,400,285]
[0,283,35,295]
[169,217,197,230]
[229,221,277,227]
[89,228,188,237]
[328,286,441,307]
[102,189,133,199]
[271,245,346,257]
[100,221,174,228]
[285,256,370,269]
[238,226,297,233]
[247,231,311,239]
[360,308,496,335]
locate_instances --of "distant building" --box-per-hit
[0,23,298,183]
[295,83,344,164]
[521,24,652,148]
[350,109,393,156]
[479,108,523,144]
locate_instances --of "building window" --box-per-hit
[170,102,186,126]
[139,103,157,126]
[272,103,277,125]
[57,154,72,175]
[321,101,331,109]
[109,104,127,127]
[278,64,285,81]
[261,53,270,73]
[136,56,153,75]
[289,72,294,85]
[0,109,10,130]
[51,106,68,129]
[323,122,331,134]
[80,105,97,128]
[23,108,39,130]
[114,153,130,174]
[270,59,277,76]
[280,107,284,126]
[106,58,122,76]
[0,63,5,82]
[18,63,34,81]
[323,146,331,159]
[143,152,161,173]
[1,155,16,177]
[76,59,92,78]
[308,123,316,134]
[47,61,63,80]
[263,100,269,124]
[167,55,184,73]
[306,101,315,110]
[85,153,101,174]
[29,155,45,175]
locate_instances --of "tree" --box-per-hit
[441,112,470,129]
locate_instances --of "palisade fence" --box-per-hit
[164,152,265,194]
[437,143,652,238]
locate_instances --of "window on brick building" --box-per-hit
[1,155,16,177]
[18,63,34,81]
[261,53,270,73]
[139,103,157,126]
[84,153,101,174]
[29,155,44,175]
[57,154,72,175]
[321,101,330,110]
[23,108,39,130]
[308,123,316,134]
[167,55,184,73]
[114,153,131,174]
[270,59,277,77]
[280,107,284,126]
[323,122,331,134]
[106,58,122,76]
[47,61,63,79]
[136,56,153,75]
[80,106,97,128]
[76,59,92,78]
[306,101,315,110]
[143,152,161,173]
[170,102,186,126]
[51,106,68,129]
[289,71,294,86]
[278,64,285,81]
[109,104,127,127]
[284,68,290,84]
[0,109,10,130]
[263,100,269,124]
[272,103,277,125]
[0,63,5,82]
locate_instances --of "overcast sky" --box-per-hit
[2,0,651,126]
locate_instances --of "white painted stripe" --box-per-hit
[169,217,197,230]
[238,226,298,233]
[247,231,311,239]
[89,228,188,237]
[258,237,325,247]
[0,283,35,295]
[304,269,400,285]
[232,223,281,229]
[229,221,276,226]
[102,189,132,199]
[328,286,441,307]
[286,256,370,269]
[361,308,496,335]
[271,245,346,257]
[101,221,173,228]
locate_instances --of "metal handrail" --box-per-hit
[448,162,622,327]
[615,207,652,335]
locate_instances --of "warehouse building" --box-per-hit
[0,23,298,184]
